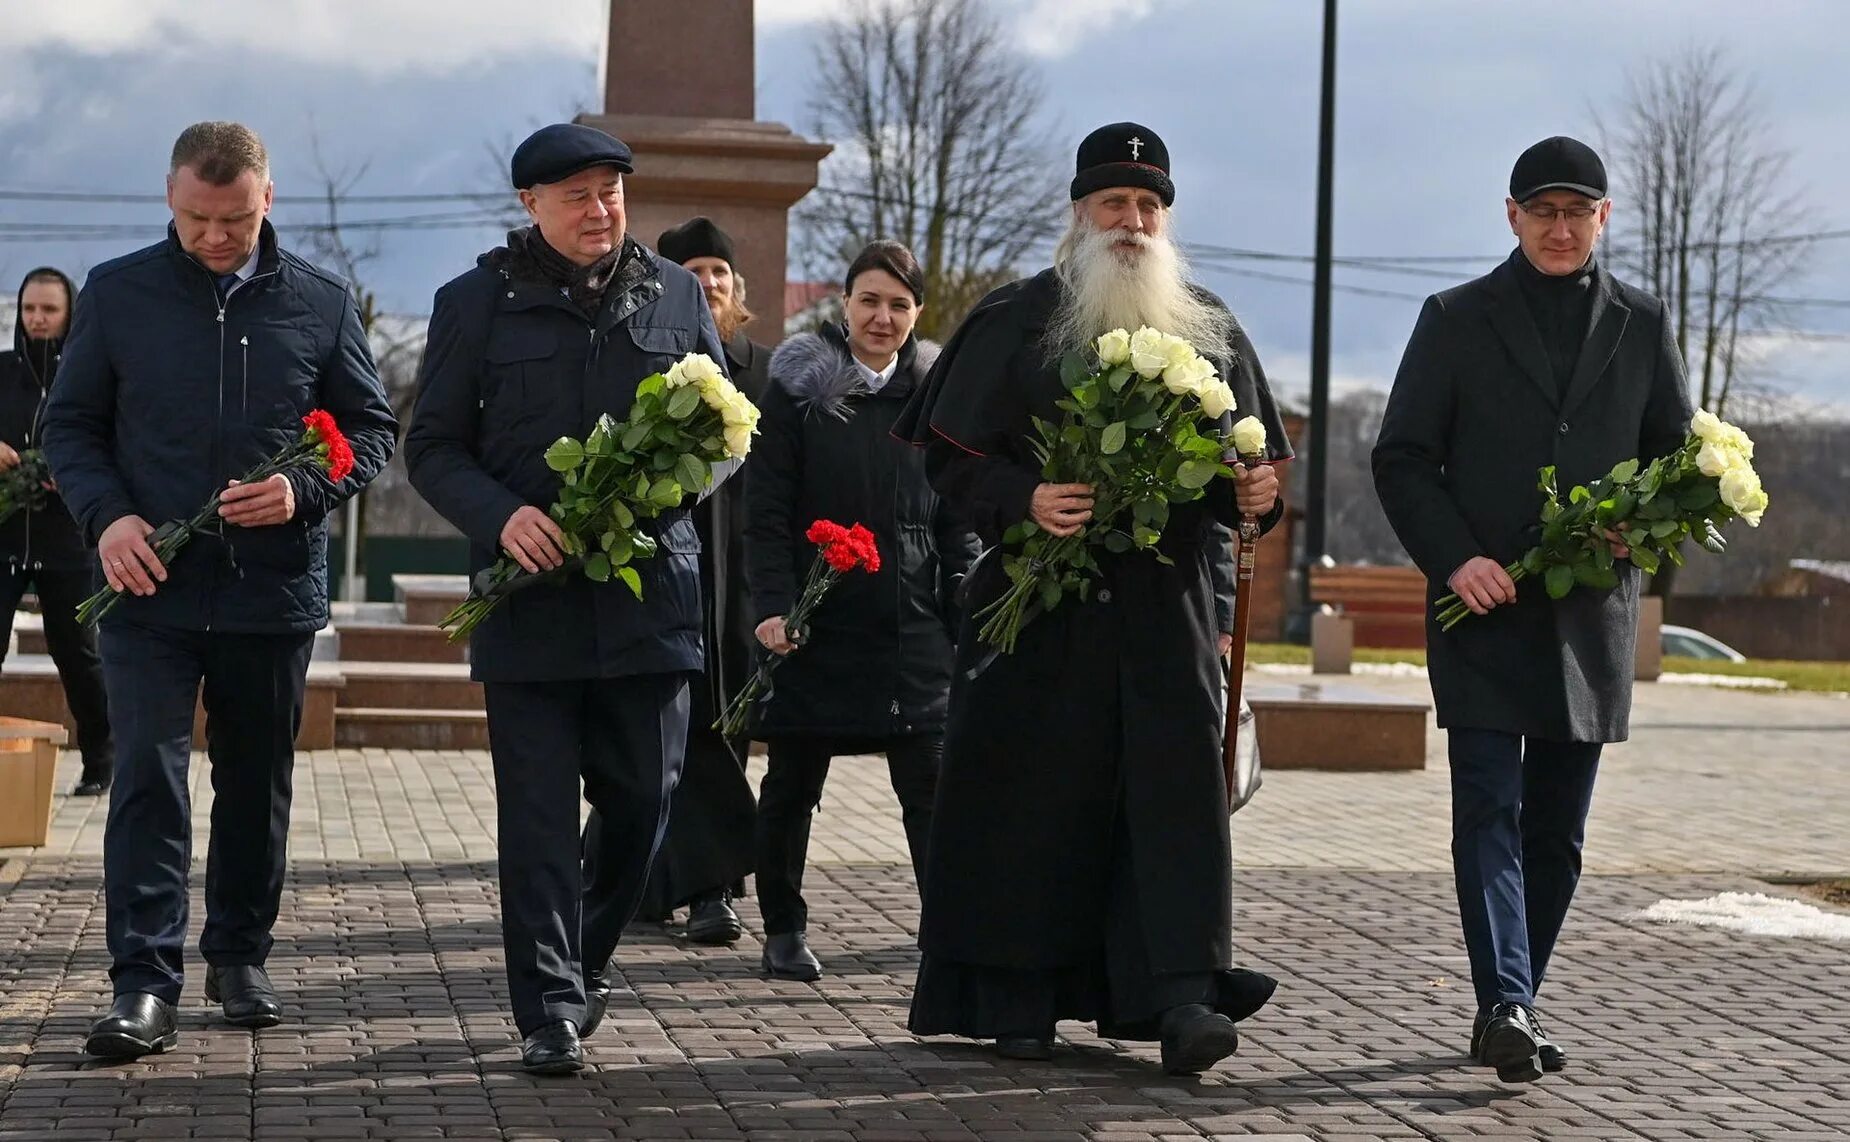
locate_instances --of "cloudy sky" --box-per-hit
[3,0,1846,409]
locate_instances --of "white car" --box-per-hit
[1661,624,1747,663]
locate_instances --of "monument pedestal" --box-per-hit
[586,1,829,341]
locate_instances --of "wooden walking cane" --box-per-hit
[1223,450,1266,798]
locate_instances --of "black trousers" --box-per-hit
[755,732,939,935]
[486,673,688,1036]
[0,563,112,779]
[1448,728,1602,1011]
[97,622,313,1003]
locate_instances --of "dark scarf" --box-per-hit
[511,226,629,317]
[1515,252,1596,398]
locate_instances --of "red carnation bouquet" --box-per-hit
[715,519,880,738]
[76,410,355,624]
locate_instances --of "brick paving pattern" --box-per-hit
[2,680,1846,1140]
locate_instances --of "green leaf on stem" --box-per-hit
[584,554,611,582]
[1545,564,1575,599]
[617,565,643,598]
[1101,422,1127,455]
[545,437,585,472]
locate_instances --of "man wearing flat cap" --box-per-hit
[897,122,1291,1075]
[1374,136,1692,1083]
[404,123,730,1074]
[588,216,769,945]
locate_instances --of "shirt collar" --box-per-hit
[859,353,900,392]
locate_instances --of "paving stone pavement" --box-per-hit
[1,679,1846,1140]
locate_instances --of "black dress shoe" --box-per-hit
[761,932,822,981]
[204,964,282,1028]
[1158,1003,1241,1076]
[71,773,111,796]
[85,992,178,1058]
[1476,1001,1544,1083]
[521,1020,583,1075]
[581,966,612,1039]
[1530,1010,1567,1073]
[685,890,744,946]
[995,1034,1054,1060]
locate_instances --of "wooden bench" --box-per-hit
[1308,564,1430,649]
[0,715,68,847]
[1246,680,1429,770]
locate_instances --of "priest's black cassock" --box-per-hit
[894,267,1291,1040]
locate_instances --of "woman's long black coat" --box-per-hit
[743,326,979,739]
[892,268,1291,973]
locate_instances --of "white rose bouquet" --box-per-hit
[977,326,1253,652]
[1432,409,1769,630]
[441,351,761,639]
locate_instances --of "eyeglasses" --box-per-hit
[1518,201,1603,223]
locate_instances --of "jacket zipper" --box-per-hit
[202,266,274,629]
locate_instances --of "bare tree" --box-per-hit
[1600,46,1813,419]
[795,0,1062,339]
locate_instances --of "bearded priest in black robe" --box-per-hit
[895,123,1292,1075]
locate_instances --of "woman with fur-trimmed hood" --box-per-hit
[743,240,979,982]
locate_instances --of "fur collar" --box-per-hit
[771,327,941,421]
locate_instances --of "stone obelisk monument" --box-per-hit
[579,0,830,344]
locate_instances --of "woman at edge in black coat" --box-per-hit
[744,241,979,981]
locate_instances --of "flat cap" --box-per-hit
[511,123,633,190]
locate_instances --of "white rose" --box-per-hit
[1096,328,1132,366]
[1717,464,1763,516]
[1695,440,1737,477]
[670,352,724,391]
[1722,423,1755,460]
[1128,326,1169,378]
[1162,352,1217,397]
[1230,415,1268,457]
[1736,486,1769,527]
[724,423,755,458]
[1690,409,1725,443]
[1198,381,1238,419]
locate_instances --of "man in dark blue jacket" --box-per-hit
[404,123,728,1075]
[41,122,397,1058]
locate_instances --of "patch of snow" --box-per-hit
[1638,892,1850,941]
[1658,672,1788,691]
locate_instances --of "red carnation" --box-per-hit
[822,542,861,573]
[806,519,849,546]
[846,523,881,573]
[302,409,355,483]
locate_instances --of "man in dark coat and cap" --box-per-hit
[404,124,730,1074]
[0,267,113,795]
[1373,136,1693,1083]
[897,122,1290,1076]
[591,216,768,944]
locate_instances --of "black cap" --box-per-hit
[1510,136,1607,202]
[656,217,736,267]
[1070,122,1174,207]
[510,123,633,190]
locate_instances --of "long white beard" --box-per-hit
[1047,218,1229,359]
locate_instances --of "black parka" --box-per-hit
[404,234,730,683]
[43,224,398,632]
[0,268,86,573]
[743,326,979,738]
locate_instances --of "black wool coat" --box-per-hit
[697,330,770,713]
[1373,252,1695,743]
[891,268,1292,973]
[404,235,729,683]
[743,326,979,739]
